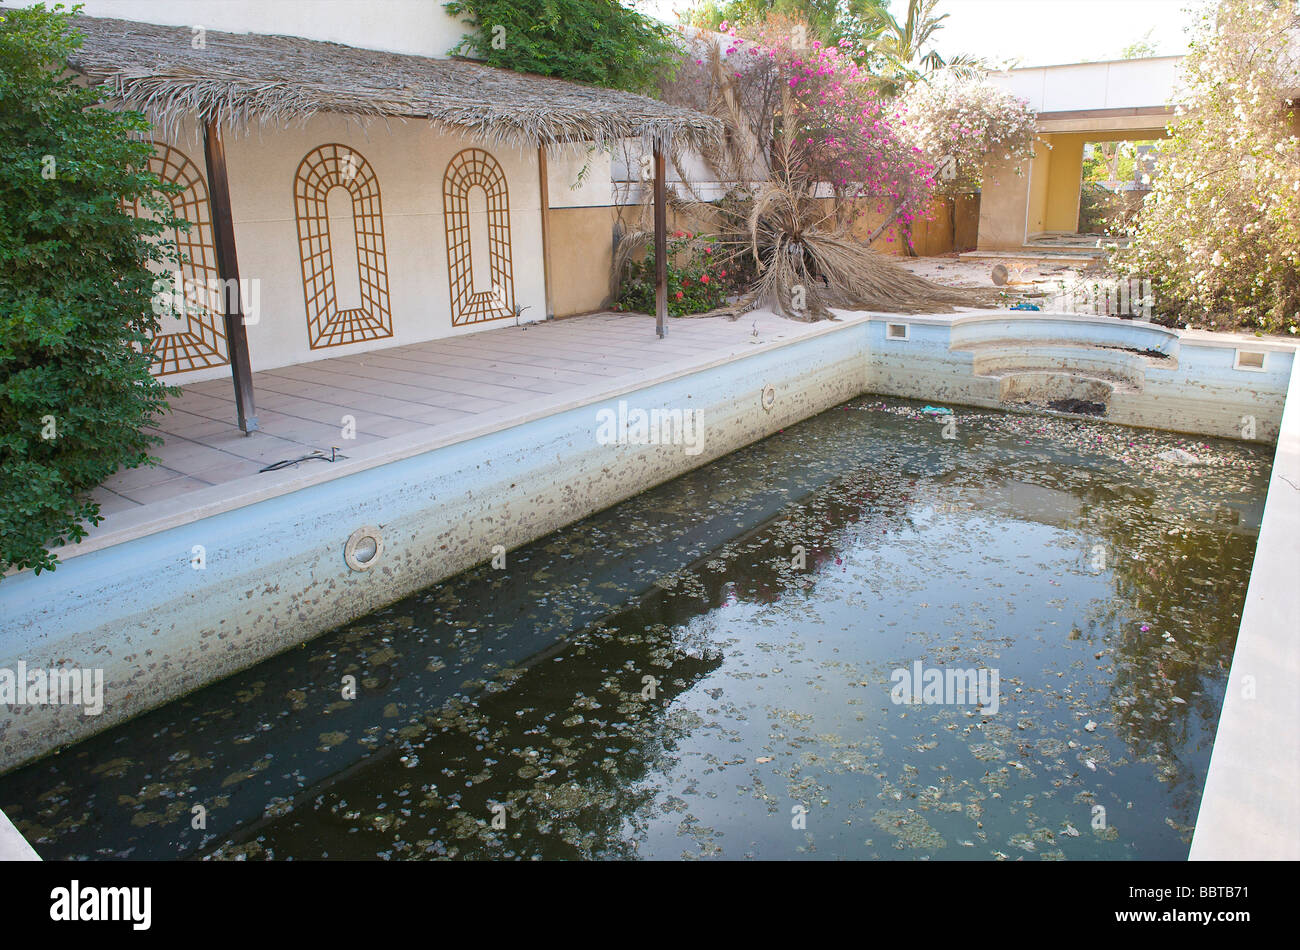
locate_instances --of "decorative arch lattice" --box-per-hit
[130,145,229,376]
[443,148,515,326]
[294,144,393,349]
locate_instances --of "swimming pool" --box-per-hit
[0,395,1270,859]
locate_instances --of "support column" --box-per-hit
[652,141,668,340]
[538,144,555,321]
[202,119,258,434]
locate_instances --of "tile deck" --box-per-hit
[90,310,839,522]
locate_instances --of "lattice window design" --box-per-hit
[129,145,229,376]
[443,148,515,327]
[294,144,393,349]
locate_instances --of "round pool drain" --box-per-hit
[344,525,384,572]
[761,384,777,412]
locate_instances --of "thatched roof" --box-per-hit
[67,15,721,151]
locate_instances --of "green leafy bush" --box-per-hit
[616,230,735,317]
[444,0,680,94]
[1,3,176,574]
[1114,0,1300,334]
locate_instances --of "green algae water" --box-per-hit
[0,396,1272,860]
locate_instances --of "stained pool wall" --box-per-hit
[0,321,869,772]
[0,311,1295,781]
[867,313,1295,442]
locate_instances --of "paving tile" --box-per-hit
[101,463,188,492]
[121,475,216,506]
[89,487,143,517]
[81,311,830,529]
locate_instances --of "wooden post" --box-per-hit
[202,119,258,434]
[538,144,555,321]
[652,141,668,339]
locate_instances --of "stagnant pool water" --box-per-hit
[0,396,1272,860]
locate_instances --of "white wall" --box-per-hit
[1,0,615,380]
[546,146,614,209]
[1,0,468,58]
[157,116,548,383]
[990,56,1184,113]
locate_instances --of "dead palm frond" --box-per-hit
[616,28,979,321]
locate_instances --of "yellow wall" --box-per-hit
[1025,145,1051,237]
[978,153,1034,250]
[1044,135,1085,232]
[547,206,618,316]
[551,192,977,319]
[979,127,1168,247]
[843,195,965,256]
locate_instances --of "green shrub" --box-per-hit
[1,3,176,574]
[616,231,736,317]
[444,0,680,94]
[1114,0,1300,334]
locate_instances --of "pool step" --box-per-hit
[949,338,1174,414]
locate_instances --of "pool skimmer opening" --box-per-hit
[344,525,384,572]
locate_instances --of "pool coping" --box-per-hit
[0,806,39,861]
[16,309,880,569]
[16,308,1294,574]
[1190,349,1300,860]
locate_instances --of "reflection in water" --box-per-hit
[0,397,1270,860]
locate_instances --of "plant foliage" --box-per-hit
[1,3,175,574]
[445,0,681,93]
[1115,0,1300,334]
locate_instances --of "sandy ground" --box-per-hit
[895,253,1103,303]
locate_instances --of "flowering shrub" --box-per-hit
[1114,0,1300,334]
[616,231,735,317]
[618,16,970,320]
[734,17,939,242]
[896,71,1036,193]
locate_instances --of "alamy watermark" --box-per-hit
[1043,277,1154,319]
[0,662,103,715]
[50,881,150,930]
[890,660,999,714]
[596,400,705,456]
[151,270,261,325]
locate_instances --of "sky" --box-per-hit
[634,0,1205,67]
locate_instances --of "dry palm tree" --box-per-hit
[615,30,975,321]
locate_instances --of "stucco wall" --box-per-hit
[6,0,468,58]
[148,116,556,384]
[549,206,619,316]
[978,155,1033,250]
[1043,136,1085,232]
[989,56,1184,113]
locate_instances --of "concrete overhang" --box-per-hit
[1035,106,1175,135]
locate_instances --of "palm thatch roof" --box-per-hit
[66,15,721,151]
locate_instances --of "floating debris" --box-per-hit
[0,394,1267,861]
